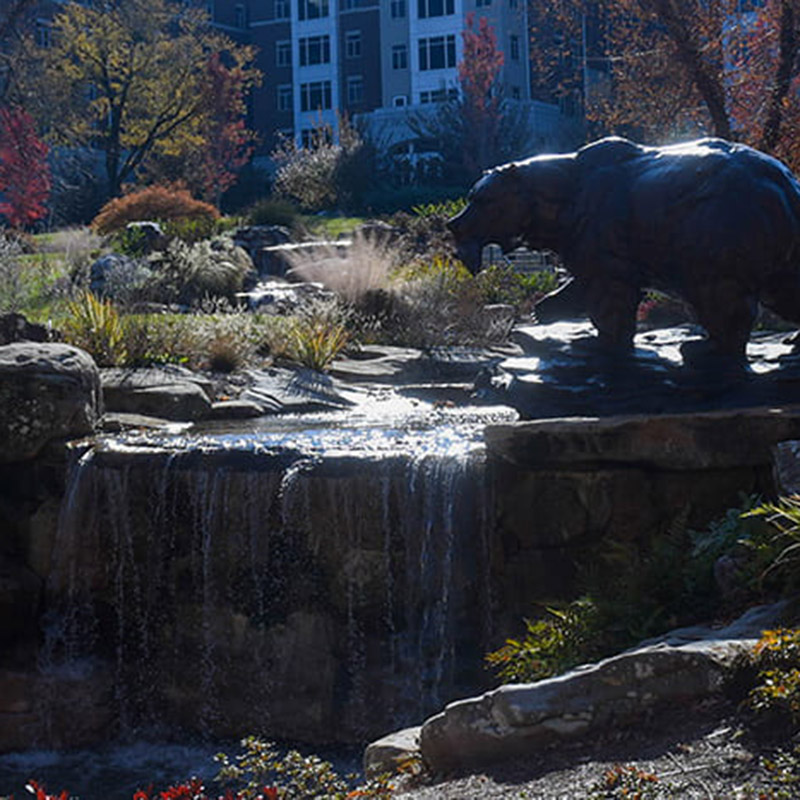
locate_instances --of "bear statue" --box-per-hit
[447,137,800,363]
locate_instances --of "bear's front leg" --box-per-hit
[584,277,641,352]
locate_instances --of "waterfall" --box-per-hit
[45,435,496,743]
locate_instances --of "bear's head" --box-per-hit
[447,155,576,273]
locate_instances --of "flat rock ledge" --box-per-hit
[366,602,789,776]
[485,405,800,471]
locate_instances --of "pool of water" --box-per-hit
[0,738,363,799]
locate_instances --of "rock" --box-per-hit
[233,225,292,272]
[0,342,101,462]
[240,366,359,414]
[330,344,514,385]
[773,440,800,494]
[0,556,40,644]
[208,399,265,420]
[480,322,800,419]
[125,220,167,252]
[354,220,401,246]
[486,407,800,471]
[101,365,214,421]
[98,412,194,433]
[364,726,421,778]
[0,312,51,345]
[238,279,335,313]
[419,602,788,773]
[89,252,141,296]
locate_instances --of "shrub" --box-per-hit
[92,186,220,236]
[748,629,800,733]
[284,302,349,371]
[145,237,253,306]
[61,291,127,366]
[116,313,195,368]
[474,264,560,309]
[194,307,259,373]
[285,233,396,305]
[388,255,506,349]
[0,234,24,312]
[245,197,300,229]
[485,599,602,683]
[215,736,394,799]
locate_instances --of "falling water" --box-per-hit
[44,419,499,744]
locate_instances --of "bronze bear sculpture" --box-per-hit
[448,137,800,362]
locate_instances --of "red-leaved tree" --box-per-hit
[0,105,50,228]
[194,51,259,206]
[459,12,506,175]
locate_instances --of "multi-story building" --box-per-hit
[205,0,574,159]
[15,0,575,167]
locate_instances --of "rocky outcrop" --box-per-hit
[478,322,800,419]
[486,407,800,471]
[101,365,214,421]
[416,602,788,774]
[240,366,359,413]
[0,312,51,345]
[0,342,100,462]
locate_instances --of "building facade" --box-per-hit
[204,0,573,157]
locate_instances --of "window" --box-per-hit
[35,21,51,47]
[275,0,290,18]
[235,3,247,27]
[510,35,520,61]
[417,0,453,18]
[393,95,408,107]
[300,80,332,111]
[390,0,406,17]
[511,85,521,100]
[278,85,293,111]
[276,40,292,67]
[345,31,362,58]
[420,87,458,103]
[418,35,456,70]
[347,75,364,105]
[392,44,407,70]
[299,0,329,20]
[299,35,330,65]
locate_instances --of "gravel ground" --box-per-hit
[391,698,798,799]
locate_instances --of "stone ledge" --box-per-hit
[485,406,800,471]
[416,602,788,773]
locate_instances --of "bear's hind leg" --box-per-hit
[685,280,756,365]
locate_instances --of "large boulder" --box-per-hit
[418,602,788,773]
[101,365,213,422]
[0,342,100,462]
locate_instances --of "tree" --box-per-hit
[539,0,800,170]
[458,13,506,175]
[143,50,261,206]
[0,105,50,229]
[409,14,529,184]
[16,0,260,198]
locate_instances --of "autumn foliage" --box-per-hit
[193,52,259,205]
[0,105,50,229]
[92,185,220,236]
[538,0,800,173]
[458,13,505,175]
